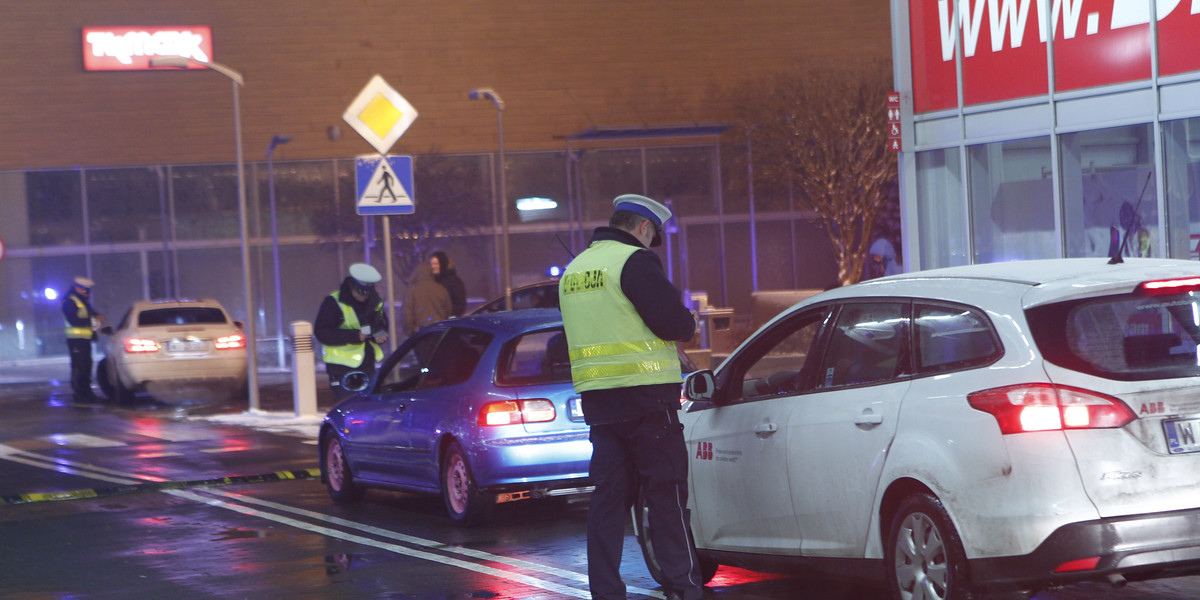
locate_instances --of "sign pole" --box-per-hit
[383,214,396,352]
[342,75,418,347]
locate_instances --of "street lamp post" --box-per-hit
[149,55,260,410]
[468,88,511,311]
[267,135,291,370]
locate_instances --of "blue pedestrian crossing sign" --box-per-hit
[355,155,415,215]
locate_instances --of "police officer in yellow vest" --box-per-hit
[62,276,105,403]
[559,194,703,600]
[314,263,389,392]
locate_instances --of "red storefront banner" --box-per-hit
[82,26,213,71]
[910,0,960,112]
[909,0,1200,114]
[1158,0,1200,76]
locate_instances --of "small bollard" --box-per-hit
[290,320,318,417]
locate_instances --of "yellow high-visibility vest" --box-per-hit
[321,292,384,368]
[559,240,681,392]
[64,296,94,340]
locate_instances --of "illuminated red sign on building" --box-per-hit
[82,26,213,71]
[909,0,1200,114]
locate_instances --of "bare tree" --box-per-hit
[733,59,897,285]
[311,152,491,286]
[387,153,491,286]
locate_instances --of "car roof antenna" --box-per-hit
[555,234,576,260]
[1108,171,1153,265]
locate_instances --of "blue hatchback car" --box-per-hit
[319,308,593,524]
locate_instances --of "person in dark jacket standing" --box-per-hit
[558,194,703,600]
[62,276,104,404]
[402,261,452,336]
[430,251,467,317]
[314,263,389,392]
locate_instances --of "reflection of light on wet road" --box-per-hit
[709,564,788,587]
[171,488,652,598]
[200,444,253,453]
[0,442,664,598]
[44,433,125,448]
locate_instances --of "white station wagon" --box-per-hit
[635,258,1200,600]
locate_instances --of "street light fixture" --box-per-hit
[149,55,260,410]
[267,134,291,370]
[468,87,511,311]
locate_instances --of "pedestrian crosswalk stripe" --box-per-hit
[0,468,322,506]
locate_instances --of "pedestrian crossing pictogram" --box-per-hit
[355,155,415,215]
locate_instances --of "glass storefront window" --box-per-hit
[969,137,1056,263]
[507,152,568,225]
[578,149,641,223]
[0,145,836,361]
[646,146,715,218]
[172,164,243,241]
[1162,118,1200,259]
[22,170,84,247]
[915,148,966,269]
[255,160,339,237]
[1060,125,1158,259]
[87,167,163,244]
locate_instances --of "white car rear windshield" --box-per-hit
[1028,291,1200,381]
[138,307,227,326]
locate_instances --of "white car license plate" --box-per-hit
[569,397,584,421]
[168,339,206,353]
[1164,418,1200,454]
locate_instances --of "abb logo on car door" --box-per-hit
[910,0,1200,113]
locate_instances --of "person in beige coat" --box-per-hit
[402,261,452,336]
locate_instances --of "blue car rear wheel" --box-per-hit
[441,441,492,526]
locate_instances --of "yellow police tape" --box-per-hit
[1,467,322,506]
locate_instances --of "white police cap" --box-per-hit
[74,276,95,289]
[348,263,382,285]
[613,194,673,247]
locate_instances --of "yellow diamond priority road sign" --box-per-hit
[342,75,418,155]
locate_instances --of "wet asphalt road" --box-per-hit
[2,366,1200,599]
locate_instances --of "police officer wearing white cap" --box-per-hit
[314,263,390,393]
[62,276,105,403]
[558,194,704,600]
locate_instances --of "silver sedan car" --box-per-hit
[97,298,247,405]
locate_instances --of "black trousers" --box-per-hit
[587,409,703,600]
[67,338,95,400]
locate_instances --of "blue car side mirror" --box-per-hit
[341,371,371,392]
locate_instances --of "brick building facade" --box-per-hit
[0,1,892,362]
[1,1,890,169]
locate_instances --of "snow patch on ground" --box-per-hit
[188,409,324,441]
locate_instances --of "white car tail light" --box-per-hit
[521,399,556,423]
[477,399,556,426]
[215,333,246,350]
[123,337,159,353]
[1137,277,1200,294]
[967,383,1136,434]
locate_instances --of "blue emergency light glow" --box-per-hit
[44,288,58,301]
[547,266,562,277]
